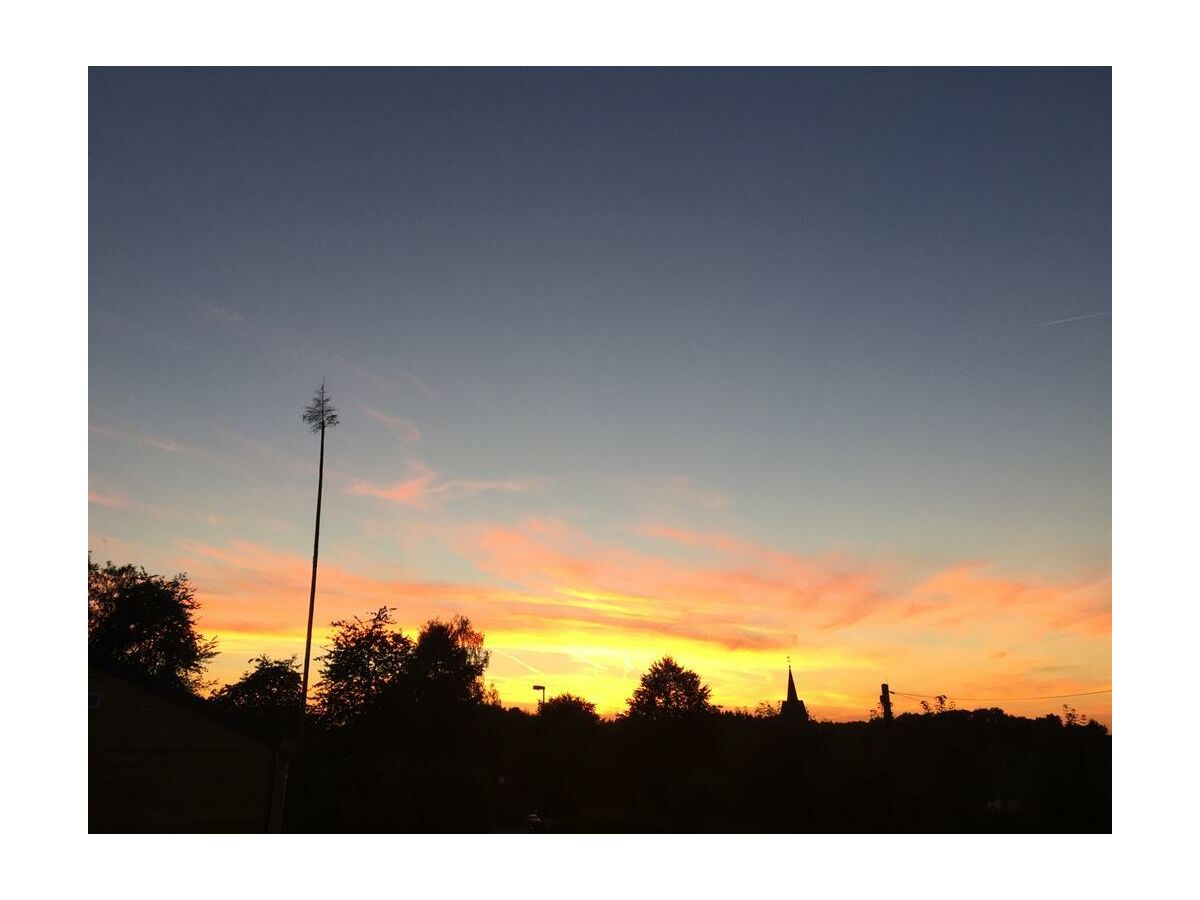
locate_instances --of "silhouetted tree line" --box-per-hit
[88,559,1110,832]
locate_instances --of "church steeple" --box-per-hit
[781,660,809,722]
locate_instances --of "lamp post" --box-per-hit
[532,684,546,709]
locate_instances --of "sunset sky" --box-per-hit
[88,68,1111,722]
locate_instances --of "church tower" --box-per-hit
[781,663,809,722]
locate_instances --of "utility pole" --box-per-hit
[880,682,897,829]
[299,381,340,731]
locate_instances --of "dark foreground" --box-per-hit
[283,707,1110,833]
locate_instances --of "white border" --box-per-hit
[14,0,1196,894]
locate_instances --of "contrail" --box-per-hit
[1035,310,1111,327]
[493,650,546,676]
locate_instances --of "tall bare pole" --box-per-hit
[300,381,339,727]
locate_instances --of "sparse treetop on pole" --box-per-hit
[302,381,340,433]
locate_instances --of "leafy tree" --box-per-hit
[539,693,600,725]
[210,655,302,736]
[919,694,955,714]
[625,656,715,720]
[88,558,218,692]
[754,700,781,718]
[1060,704,1090,727]
[404,615,491,706]
[314,607,412,726]
[313,610,495,726]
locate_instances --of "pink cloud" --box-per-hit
[88,489,130,508]
[174,538,523,636]
[895,563,1112,636]
[348,460,542,509]
[452,518,888,646]
[453,518,1110,646]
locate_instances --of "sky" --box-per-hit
[89,68,1111,722]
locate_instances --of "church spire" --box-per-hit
[782,658,809,722]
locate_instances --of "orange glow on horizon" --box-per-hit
[184,522,1111,727]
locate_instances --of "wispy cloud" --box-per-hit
[893,563,1111,636]
[195,305,435,404]
[348,460,542,509]
[337,358,436,401]
[604,475,734,511]
[459,518,887,645]
[90,423,190,455]
[361,405,421,444]
[88,482,224,528]
[88,489,131,508]
[455,518,1110,645]
[174,538,515,635]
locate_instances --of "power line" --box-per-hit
[889,688,1111,703]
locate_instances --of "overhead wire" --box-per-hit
[888,688,1111,703]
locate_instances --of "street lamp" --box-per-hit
[532,684,546,708]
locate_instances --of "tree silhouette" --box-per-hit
[625,655,714,720]
[1060,704,1090,727]
[313,610,496,725]
[314,607,411,727]
[300,381,340,723]
[754,700,781,718]
[405,615,491,706]
[88,557,217,692]
[919,694,956,714]
[539,692,600,724]
[210,654,303,737]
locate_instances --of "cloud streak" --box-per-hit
[88,489,131,508]
[458,519,1110,644]
[361,405,421,444]
[1035,310,1111,327]
[88,483,224,528]
[90,423,190,455]
[604,475,734,511]
[348,460,542,509]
